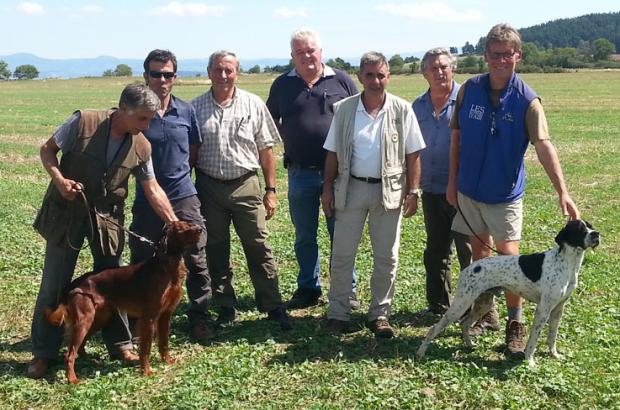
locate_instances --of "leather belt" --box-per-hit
[351,174,381,184]
[206,171,256,184]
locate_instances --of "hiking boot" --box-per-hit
[26,357,50,379]
[111,349,140,364]
[468,307,501,336]
[267,307,293,331]
[505,320,526,358]
[285,288,321,310]
[367,318,395,339]
[349,293,361,311]
[215,307,238,327]
[191,322,216,341]
[323,318,349,335]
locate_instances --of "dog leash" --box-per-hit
[72,183,157,249]
[455,196,505,256]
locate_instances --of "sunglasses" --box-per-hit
[148,71,176,79]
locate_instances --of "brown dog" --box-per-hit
[45,220,202,384]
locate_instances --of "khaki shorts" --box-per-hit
[452,192,523,241]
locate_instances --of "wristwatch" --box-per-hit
[265,186,277,194]
[407,188,422,198]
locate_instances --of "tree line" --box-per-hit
[0,61,39,80]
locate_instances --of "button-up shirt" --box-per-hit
[412,81,460,194]
[192,87,281,180]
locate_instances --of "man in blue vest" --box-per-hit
[447,23,580,356]
[129,49,213,341]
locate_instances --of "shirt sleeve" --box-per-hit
[525,98,550,144]
[53,112,81,153]
[254,100,282,151]
[449,84,467,130]
[188,105,202,145]
[404,107,426,154]
[133,157,155,182]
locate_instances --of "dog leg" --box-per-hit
[138,317,155,376]
[417,293,476,358]
[65,297,96,384]
[525,300,554,367]
[547,300,566,360]
[157,310,174,364]
[460,292,495,346]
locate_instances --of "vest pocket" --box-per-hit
[95,210,125,257]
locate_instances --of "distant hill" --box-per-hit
[520,12,620,50]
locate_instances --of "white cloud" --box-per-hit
[153,2,225,17]
[17,2,44,15]
[375,2,483,22]
[81,5,104,14]
[274,7,309,19]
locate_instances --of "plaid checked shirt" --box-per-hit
[192,87,281,180]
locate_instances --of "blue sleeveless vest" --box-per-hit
[457,73,538,204]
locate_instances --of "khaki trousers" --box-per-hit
[327,178,402,321]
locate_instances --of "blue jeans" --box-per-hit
[287,167,356,292]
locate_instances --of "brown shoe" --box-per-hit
[468,307,501,336]
[191,322,216,341]
[505,320,526,358]
[367,318,394,339]
[323,318,349,335]
[26,357,50,379]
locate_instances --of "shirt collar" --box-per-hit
[356,95,387,115]
[287,64,336,78]
[422,80,459,104]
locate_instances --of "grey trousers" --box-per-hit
[31,232,133,359]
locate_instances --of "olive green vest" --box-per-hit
[33,109,151,256]
[331,92,409,211]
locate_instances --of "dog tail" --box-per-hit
[45,305,68,327]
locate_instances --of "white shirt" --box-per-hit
[324,97,424,178]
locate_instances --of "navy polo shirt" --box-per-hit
[267,66,358,168]
[134,94,202,205]
[412,81,460,194]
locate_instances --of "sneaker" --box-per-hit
[367,318,395,339]
[191,322,216,341]
[267,307,293,331]
[26,357,50,379]
[349,293,361,311]
[215,307,238,326]
[323,318,349,335]
[505,320,526,358]
[468,307,501,336]
[285,288,321,310]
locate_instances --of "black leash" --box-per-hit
[455,196,505,256]
[70,183,157,250]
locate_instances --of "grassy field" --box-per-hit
[0,71,619,409]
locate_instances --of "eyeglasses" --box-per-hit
[487,51,517,61]
[148,71,176,79]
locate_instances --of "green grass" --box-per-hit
[1,72,619,409]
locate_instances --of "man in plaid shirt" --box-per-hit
[192,50,291,330]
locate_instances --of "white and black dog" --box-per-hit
[417,219,599,366]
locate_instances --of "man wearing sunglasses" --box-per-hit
[128,49,214,341]
[447,24,580,357]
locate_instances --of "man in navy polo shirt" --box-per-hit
[129,49,213,340]
[267,30,358,310]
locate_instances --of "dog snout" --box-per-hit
[590,231,600,247]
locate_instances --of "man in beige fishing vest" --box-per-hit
[321,52,426,338]
[27,84,178,379]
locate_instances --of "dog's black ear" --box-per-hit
[555,225,567,252]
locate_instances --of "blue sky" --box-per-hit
[2,0,618,60]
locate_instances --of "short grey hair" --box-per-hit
[208,50,240,71]
[290,29,321,51]
[119,84,160,113]
[359,51,389,72]
[421,47,457,72]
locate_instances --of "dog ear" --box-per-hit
[555,226,567,252]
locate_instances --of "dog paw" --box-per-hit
[162,355,176,365]
[550,350,563,360]
[142,368,153,377]
[527,358,536,367]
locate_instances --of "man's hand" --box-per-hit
[402,194,419,218]
[263,191,277,220]
[54,177,82,201]
[560,193,580,220]
[321,189,334,218]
